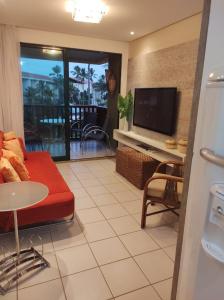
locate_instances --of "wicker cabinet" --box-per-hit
[116,147,159,189]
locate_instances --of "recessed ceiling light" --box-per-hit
[130,31,135,36]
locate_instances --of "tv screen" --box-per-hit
[133,87,178,135]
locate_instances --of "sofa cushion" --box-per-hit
[0,191,74,231]
[9,156,30,181]
[0,157,21,182]
[3,139,24,162]
[25,151,71,195]
[0,131,4,149]
[4,131,17,141]
[18,137,28,160]
[0,150,75,231]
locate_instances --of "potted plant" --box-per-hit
[117,90,133,131]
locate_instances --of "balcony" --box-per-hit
[24,104,110,158]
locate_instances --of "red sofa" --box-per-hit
[0,151,75,232]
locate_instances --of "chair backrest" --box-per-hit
[84,112,97,126]
[157,161,184,178]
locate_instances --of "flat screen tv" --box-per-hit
[133,87,178,136]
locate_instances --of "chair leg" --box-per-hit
[141,195,148,229]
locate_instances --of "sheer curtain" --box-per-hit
[0,24,24,137]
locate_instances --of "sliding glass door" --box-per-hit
[20,44,121,161]
[21,45,69,160]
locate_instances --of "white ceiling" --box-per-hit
[0,0,203,42]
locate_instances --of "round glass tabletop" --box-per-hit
[0,181,49,212]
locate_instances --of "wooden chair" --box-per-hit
[141,160,184,228]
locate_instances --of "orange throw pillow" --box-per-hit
[0,131,3,149]
[3,139,24,162]
[4,131,17,141]
[9,156,30,181]
[0,157,21,182]
[2,149,17,160]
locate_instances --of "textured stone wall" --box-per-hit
[127,39,199,141]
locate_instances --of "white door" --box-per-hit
[176,1,224,299]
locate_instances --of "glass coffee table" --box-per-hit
[0,181,49,295]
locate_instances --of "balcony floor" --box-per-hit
[26,140,115,160]
[70,140,115,160]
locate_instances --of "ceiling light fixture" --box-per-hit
[130,31,135,35]
[65,0,74,13]
[65,0,109,24]
[42,49,59,55]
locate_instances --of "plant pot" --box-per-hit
[128,119,132,131]
[122,119,132,131]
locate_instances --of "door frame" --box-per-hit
[171,0,211,299]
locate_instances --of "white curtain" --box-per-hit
[0,24,24,137]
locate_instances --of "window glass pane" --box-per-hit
[21,46,66,158]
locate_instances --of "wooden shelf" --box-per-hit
[113,129,185,162]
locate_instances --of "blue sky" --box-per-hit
[21,58,107,81]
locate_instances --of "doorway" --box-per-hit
[20,44,121,161]
[67,49,115,159]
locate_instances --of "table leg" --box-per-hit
[13,210,20,257]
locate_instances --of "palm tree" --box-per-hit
[69,82,80,104]
[44,85,54,104]
[71,65,81,81]
[37,80,46,103]
[71,66,89,105]
[49,65,64,104]
[25,86,38,105]
[87,65,96,104]
[94,75,108,98]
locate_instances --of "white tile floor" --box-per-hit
[0,158,179,300]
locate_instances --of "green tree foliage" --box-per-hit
[49,65,64,104]
[24,86,38,105]
[69,82,80,104]
[117,90,133,121]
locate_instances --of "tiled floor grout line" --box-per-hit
[73,163,175,299]
[50,168,118,299]
[4,160,175,299]
[16,220,175,268]
[63,162,176,262]
[16,226,68,299]
[17,277,64,293]
[49,230,69,300]
[73,195,176,299]
[74,215,152,300]
[87,239,116,299]
[15,224,174,293]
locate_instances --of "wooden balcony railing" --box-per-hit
[24,104,107,141]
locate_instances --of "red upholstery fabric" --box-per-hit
[25,152,71,194]
[0,131,3,149]
[0,151,74,231]
[0,150,5,183]
[18,137,28,160]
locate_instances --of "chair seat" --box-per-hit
[147,173,183,198]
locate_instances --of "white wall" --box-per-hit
[129,13,202,58]
[177,1,224,299]
[17,27,129,96]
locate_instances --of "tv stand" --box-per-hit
[113,129,185,162]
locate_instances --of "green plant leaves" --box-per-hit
[117,90,133,121]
